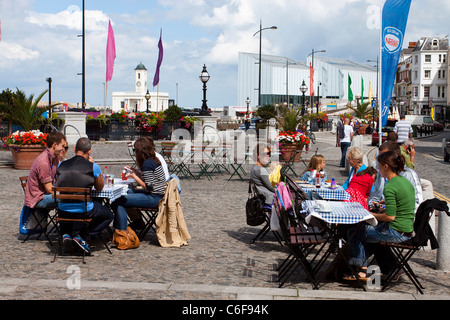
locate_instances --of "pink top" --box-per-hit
[24,148,58,208]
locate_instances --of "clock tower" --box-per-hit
[134,62,148,93]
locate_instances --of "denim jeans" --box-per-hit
[340,142,351,167]
[35,194,57,209]
[112,190,163,230]
[347,222,411,268]
[59,201,114,239]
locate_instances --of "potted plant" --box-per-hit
[275,130,310,162]
[0,89,58,169]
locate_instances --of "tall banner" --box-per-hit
[106,20,116,82]
[309,62,314,96]
[153,29,163,87]
[361,77,364,103]
[381,0,412,127]
[348,74,353,102]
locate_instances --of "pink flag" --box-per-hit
[309,62,314,96]
[106,20,116,82]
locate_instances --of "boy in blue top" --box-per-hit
[56,137,113,254]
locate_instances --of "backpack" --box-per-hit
[246,181,266,226]
[337,120,345,140]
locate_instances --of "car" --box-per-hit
[239,117,263,130]
[444,138,450,162]
[371,119,398,146]
[434,121,445,131]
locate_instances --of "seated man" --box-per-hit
[56,137,113,254]
[25,131,67,210]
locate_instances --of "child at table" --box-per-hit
[300,155,327,182]
[345,166,377,210]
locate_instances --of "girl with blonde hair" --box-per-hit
[300,154,327,182]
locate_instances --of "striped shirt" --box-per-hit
[394,120,413,143]
[142,158,167,195]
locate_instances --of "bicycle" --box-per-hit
[306,126,316,144]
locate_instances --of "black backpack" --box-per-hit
[245,181,266,226]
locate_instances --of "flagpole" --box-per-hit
[104,82,107,115]
[157,84,159,112]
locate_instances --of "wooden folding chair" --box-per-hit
[52,187,112,264]
[19,176,57,245]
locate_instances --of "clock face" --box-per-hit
[136,81,141,87]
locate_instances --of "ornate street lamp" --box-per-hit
[300,80,308,115]
[145,90,151,113]
[253,21,277,107]
[246,97,251,113]
[199,64,210,115]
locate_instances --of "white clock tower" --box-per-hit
[134,62,148,93]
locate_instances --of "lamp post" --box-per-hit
[253,21,277,108]
[300,80,308,116]
[367,57,379,130]
[46,77,52,115]
[199,64,210,115]
[246,97,251,113]
[316,81,322,114]
[145,90,151,113]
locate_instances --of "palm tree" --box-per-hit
[348,99,371,119]
[8,89,59,132]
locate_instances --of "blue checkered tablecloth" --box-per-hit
[92,184,128,202]
[297,183,351,201]
[304,200,377,226]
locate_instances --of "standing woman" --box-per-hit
[112,137,167,231]
[345,150,415,280]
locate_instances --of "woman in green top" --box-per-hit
[345,150,415,280]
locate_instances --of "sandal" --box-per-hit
[343,267,369,282]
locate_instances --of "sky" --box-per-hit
[0,0,448,110]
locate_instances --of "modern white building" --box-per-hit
[408,37,448,119]
[238,52,377,111]
[112,62,169,113]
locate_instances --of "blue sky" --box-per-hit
[0,0,448,109]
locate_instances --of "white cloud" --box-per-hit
[0,42,39,63]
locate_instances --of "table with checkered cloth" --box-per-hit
[297,183,351,201]
[304,200,377,226]
[92,184,128,202]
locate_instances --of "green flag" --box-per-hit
[348,74,353,102]
[361,77,364,103]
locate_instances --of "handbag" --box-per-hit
[245,181,266,226]
[112,227,140,250]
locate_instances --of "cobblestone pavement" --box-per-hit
[0,131,449,300]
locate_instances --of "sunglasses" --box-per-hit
[64,146,69,150]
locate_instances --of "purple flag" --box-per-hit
[153,29,163,87]
[106,20,116,82]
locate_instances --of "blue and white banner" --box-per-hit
[381,0,411,128]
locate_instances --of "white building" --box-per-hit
[238,52,377,110]
[409,37,448,119]
[112,62,169,113]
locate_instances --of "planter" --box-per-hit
[280,144,303,162]
[9,144,46,170]
[358,124,368,135]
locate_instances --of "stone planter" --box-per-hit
[9,144,46,170]
[279,143,303,162]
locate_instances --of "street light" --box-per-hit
[316,81,322,114]
[46,77,52,115]
[245,97,251,113]
[145,90,151,113]
[253,21,277,107]
[367,57,379,131]
[199,64,210,116]
[300,80,308,115]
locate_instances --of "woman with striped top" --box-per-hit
[112,137,167,231]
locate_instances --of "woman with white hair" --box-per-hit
[342,146,367,190]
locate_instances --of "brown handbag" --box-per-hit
[112,227,140,250]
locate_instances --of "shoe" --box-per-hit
[62,234,73,253]
[72,235,91,254]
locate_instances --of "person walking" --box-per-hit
[394,114,413,145]
[337,118,353,167]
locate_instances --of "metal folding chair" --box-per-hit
[52,187,112,264]
[19,176,57,246]
[131,207,159,241]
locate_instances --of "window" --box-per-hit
[413,86,418,97]
[424,70,431,79]
[425,55,431,63]
[438,86,446,98]
[443,70,446,79]
[414,56,418,64]
[438,70,441,78]
[423,86,430,98]
[444,55,447,63]
[414,70,418,80]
